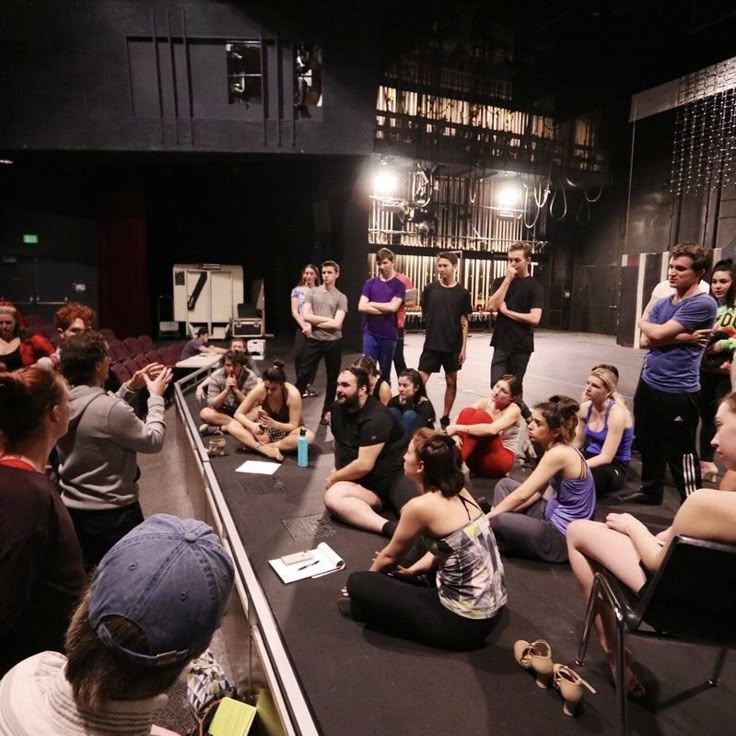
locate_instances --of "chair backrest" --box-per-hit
[111,362,132,385]
[123,337,144,355]
[123,358,139,376]
[638,535,736,643]
[132,353,149,370]
[145,350,160,364]
[108,340,131,361]
[138,335,156,353]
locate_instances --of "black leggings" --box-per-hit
[583,451,628,496]
[346,571,500,650]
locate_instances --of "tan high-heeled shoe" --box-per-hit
[513,639,554,688]
[553,664,596,716]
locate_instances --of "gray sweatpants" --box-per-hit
[489,478,568,563]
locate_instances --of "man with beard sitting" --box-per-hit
[323,366,417,537]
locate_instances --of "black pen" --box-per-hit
[297,560,319,571]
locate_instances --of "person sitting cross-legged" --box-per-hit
[0,513,234,736]
[340,429,507,650]
[228,359,314,462]
[199,350,259,434]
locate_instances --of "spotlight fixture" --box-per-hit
[495,183,521,210]
[374,168,400,197]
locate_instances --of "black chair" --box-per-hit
[575,535,736,735]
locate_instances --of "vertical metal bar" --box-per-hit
[181,8,194,145]
[260,26,267,146]
[275,35,281,147]
[167,8,179,144]
[151,8,165,145]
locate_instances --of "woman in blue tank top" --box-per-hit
[574,365,633,496]
[488,396,596,563]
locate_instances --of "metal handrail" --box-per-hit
[174,367,318,736]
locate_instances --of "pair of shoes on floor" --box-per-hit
[513,639,595,717]
[199,424,223,436]
[302,385,320,398]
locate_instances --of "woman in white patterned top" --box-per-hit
[340,428,507,650]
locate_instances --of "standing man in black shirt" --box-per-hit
[487,242,544,397]
[418,251,472,430]
[324,367,416,537]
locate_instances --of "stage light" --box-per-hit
[495,183,521,209]
[374,167,400,197]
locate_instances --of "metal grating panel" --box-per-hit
[281,514,337,543]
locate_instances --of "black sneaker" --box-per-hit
[439,415,450,431]
[619,488,663,505]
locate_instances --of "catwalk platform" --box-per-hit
[174,331,735,736]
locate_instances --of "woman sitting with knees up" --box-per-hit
[340,428,507,650]
[574,365,633,496]
[567,391,736,698]
[445,374,522,479]
[387,368,436,433]
[488,396,595,563]
[228,359,314,463]
[351,354,391,406]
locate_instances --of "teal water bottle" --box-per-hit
[297,427,308,467]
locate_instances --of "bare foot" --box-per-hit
[258,444,283,463]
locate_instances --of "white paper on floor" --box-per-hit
[235,460,281,475]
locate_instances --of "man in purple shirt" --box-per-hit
[358,248,406,381]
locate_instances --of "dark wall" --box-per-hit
[0,0,382,156]
[0,154,371,341]
[571,102,736,336]
[145,155,369,344]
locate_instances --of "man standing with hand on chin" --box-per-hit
[487,242,543,398]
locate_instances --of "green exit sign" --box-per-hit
[23,233,39,244]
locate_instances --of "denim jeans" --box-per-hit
[362,332,397,381]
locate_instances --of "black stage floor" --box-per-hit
[185,331,735,736]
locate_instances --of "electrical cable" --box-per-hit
[523,186,541,229]
[549,182,567,220]
[584,184,603,203]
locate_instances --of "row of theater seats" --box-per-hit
[30,321,187,386]
[108,341,188,385]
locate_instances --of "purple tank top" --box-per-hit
[544,448,596,535]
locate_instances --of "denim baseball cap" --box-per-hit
[88,514,235,667]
